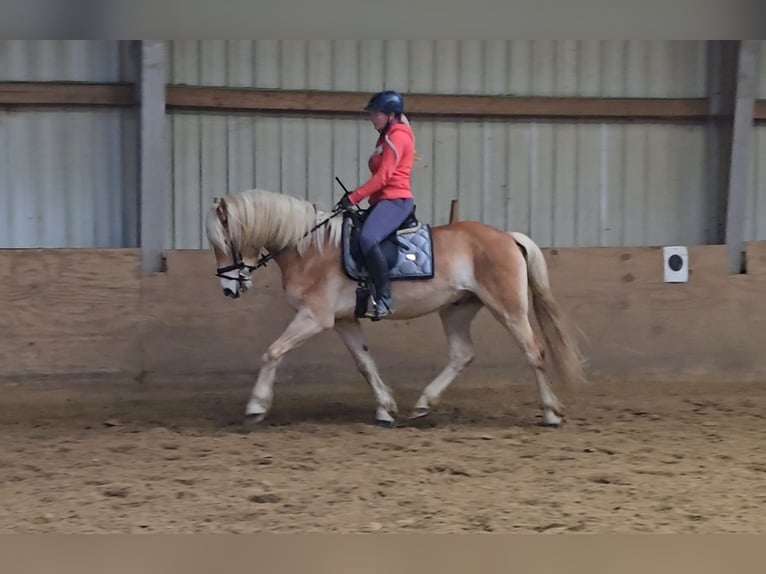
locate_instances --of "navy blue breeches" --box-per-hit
[359,198,415,255]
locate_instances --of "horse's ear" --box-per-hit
[215,197,228,221]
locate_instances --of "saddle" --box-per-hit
[340,206,435,319]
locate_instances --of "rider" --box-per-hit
[337,90,416,321]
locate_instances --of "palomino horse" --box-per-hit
[205,188,586,427]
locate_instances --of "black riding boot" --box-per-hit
[364,244,394,321]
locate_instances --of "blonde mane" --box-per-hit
[205,189,343,257]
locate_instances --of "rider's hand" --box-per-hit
[336,194,353,212]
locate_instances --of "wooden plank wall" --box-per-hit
[0,249,142,378]
[146,242,763,385]
[2,244,766,383]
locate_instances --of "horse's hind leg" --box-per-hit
[334,319,398,427]
[410,296,483,419]
[477,288,564,426]
[506,315,565,426]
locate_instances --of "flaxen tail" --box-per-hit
[510,232,587,388]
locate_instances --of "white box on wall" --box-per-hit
[663,246,689,283]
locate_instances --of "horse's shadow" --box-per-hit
[223,400,558,433]
[2,379,563,435]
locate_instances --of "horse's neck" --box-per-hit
[270,245,311,286]
[270,235,338,283]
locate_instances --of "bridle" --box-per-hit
[214,205,348,286]
[214,240,264,282]
[214,179,355,287]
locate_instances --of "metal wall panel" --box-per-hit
[166,40,709,97]
[0,40,123,81]
[0,109,129,248]
[744,43,765,242]
[745,127,766,242]
[760,41,766,98]
[0,41,724,250]
[165,112,709,250]
[0,41,131,248]
[165,41,710,249]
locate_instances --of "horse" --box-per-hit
[205,188,586,428]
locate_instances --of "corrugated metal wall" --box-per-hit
[2,41,765,249]
[167,41,709,96]
[745,43,766,242]
[746,128,766,242]
[0,40,132,248]
[0,40,123,81]
[0,109,133,248]
[165,40,712,249]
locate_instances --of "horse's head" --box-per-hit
[205,197,256,299]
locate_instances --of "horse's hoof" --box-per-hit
[244,413,268,426]
[375,419,395,429]
[540,413,563,427]
[409,407,432,420]
[540,421,562,428]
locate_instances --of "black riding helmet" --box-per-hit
[364,90,404,115]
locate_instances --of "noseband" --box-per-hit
[215,240,271,283]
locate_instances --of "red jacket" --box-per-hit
[348,122,415,206]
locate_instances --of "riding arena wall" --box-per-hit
[2,241,765,385]
[3,41,766,385]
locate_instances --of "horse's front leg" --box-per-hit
[245,307,330,423]
[334,319,398,427]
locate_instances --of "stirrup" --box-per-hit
[365,293,394,321]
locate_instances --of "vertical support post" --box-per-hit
[724,40,758,274]
[118,40,139,248]
[705,40,735,244]
[138,40,167,272]
[449,199,459,223]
